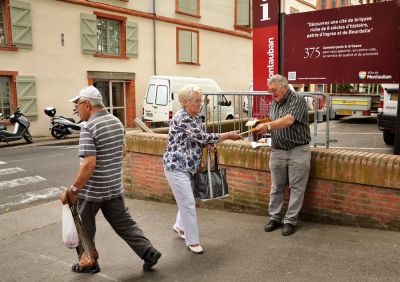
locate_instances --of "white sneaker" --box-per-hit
[172,226,186,240]
[188,245,204,254]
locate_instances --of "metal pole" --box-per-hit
[152,0,157,75]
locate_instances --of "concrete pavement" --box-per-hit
[1,198,399,282]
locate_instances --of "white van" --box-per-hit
[142,76,234,127]
[377,84,399,145]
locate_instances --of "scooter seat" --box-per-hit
[0,124,6,130]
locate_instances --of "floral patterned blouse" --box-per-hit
[163,108,220,175]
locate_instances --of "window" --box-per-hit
[321,0,326,9]
[0,0,8,45]
[81,12,138,58]
[146,85,168,106]
[235,0,251,30]
[177,28,199,65]
[332,0,337,8]
[0,73,37,120]
[155,85,168,106]
[94,80,127,125]
[176,0,200,17]
[340,0,346,7]
[0,0,32,50]
[146,84,156,104]
[97,18,121,55]
[0,76,11,116]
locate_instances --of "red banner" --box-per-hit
[252,0,280,117]
[283,1,400,84]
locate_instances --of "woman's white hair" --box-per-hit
[178,84,203,107]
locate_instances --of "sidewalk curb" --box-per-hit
[0,135,80,148]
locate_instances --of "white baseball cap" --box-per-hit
[69,85,103,103]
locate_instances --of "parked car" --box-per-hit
[377,84,399,145]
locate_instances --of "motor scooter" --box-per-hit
[44,107,82,139]
[0,106,33,144]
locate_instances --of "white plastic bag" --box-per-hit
[62,204,79,248]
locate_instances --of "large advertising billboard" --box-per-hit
[252,0,280,117]
[283,1,400,84]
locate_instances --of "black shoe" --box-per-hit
[282,223,296,236]
[71,262,100,274]
[264,220,282,232]
[143,247,162,272]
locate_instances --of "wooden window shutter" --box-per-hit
[178,30,192,63]
[9,0,32,49]
[126,21,138,58]
[191,32,197,63]
[16,76,37,120]
[80,13,97,54]
[178,0,188,13]
[187,0,198,15]
[236,0,250,26]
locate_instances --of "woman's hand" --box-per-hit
[219,130,243,142]
[228,130,243,141]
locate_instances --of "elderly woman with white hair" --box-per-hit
[163,84,242,254]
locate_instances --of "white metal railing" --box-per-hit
[202,91,331,148]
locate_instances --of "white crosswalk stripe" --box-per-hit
[0,167,25,176]
[0,186,65,209]
[0,160,64,213]
[0,176,46,190]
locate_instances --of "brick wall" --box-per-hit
[123,132,400,231]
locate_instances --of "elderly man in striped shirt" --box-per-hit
[255,74,311,236]
[61,86,161,274]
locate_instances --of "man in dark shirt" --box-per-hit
[255,74,311,236]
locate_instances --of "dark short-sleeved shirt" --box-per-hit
[269,89,311,150]
[163,108,220,175]
[78,110,125,202]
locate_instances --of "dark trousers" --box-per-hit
[77,196,153,259]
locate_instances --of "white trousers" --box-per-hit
[164,169,200,245]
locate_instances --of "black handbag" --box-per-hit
[194,148,229,201]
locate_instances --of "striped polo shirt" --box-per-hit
[77,110,125,202]
[269,89,311,150]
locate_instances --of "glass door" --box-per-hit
[111,81,126,125]
[93,80,126,125]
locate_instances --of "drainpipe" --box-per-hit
[153,0,157,75]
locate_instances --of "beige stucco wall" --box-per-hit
[284,0,316,14]
[1,0,252,136]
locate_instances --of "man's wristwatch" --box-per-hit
[70,186,79,193]
[267,123,272,131]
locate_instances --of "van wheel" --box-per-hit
[383,130,395,145]
[226,115,234,120]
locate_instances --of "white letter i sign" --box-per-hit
[260,1,271,21]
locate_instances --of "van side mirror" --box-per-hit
[227,101,231,106]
